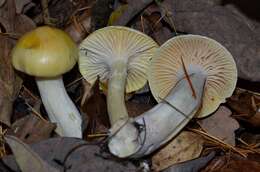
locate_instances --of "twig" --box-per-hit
[154,0,178,35]
[22,85,39,101]
[237,138,260,154]
[180,55,197,99]
[65,77,83,88]
[236,87,260,96]
[25,102,49,123]
[87,133,109,138]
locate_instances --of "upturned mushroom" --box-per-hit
[79,26,158,126]
[149,35,238,118]
[107,35,237,158]
[12,26,82,138]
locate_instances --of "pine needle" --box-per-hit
[189,128,247,157]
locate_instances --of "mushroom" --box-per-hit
[79,26,158,126]
[12,26,82,138]
[149,34,238,118]
[107,35,237,158]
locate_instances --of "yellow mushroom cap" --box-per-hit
[12,26,78,77]
[149,35,237,118]
[79,26,158,93]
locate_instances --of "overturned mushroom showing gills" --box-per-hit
[150,35,237,118]
[108,35,237,158]
[79,26,158,125]
[12,26,82,138]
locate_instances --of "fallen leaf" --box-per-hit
[0,0,35,126]
[152,131,204,171]
[4,135,59,172]
[2,137,137,172]
[199,106,239,146]
[163,151,215,172]
[7,113,56,144]
[227,89,260,128]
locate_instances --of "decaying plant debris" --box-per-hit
[0,0,260,172]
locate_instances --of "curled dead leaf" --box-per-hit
[227,89,260,128]
[152,131,204,171]
[0,1,35,126]
[7,113,56,144]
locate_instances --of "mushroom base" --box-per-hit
[108,72,206,158]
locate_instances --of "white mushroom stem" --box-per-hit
[107,60,129,125]
[36,76,82,138]
[108,71,206,158]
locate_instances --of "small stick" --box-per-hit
[66,77,84,88]
[180,56,197,99]
[87,133,109,138]
[22,85,39,101]
[25,102,49,123]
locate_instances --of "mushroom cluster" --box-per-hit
[79,31,237,158]
[11,25,237,159]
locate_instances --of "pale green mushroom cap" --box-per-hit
[149,35,237,118]
[12,26,78,77]
[79,26,158,93]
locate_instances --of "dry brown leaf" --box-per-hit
[0,0,35,126]
[202,153,260,172]
[6,113,56,144]
[152,131,204,171]
[199,106,239,146]
[164,152,215,172]
[227,89,260,128]
[81,79,109,139]
[2,137,137,172]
